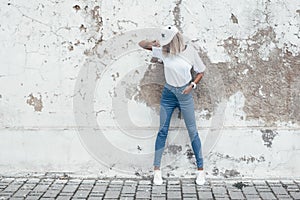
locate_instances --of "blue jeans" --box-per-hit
[153,83,203,168]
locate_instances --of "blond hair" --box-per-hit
[162,32,185,56]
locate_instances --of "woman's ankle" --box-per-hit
[154,166,160,171]
[197,167,203,171]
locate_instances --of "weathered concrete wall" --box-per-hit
[0,0,299,178]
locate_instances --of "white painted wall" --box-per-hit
[0,0,299,178]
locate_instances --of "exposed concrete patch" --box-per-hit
[26,93,43,112]
[261,129,278,148]
[135,26,300,125]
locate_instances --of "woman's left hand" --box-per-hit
[182,85,193,94]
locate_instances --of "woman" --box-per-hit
[138,25,206,185]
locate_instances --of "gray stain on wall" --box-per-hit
[261,129,278,148]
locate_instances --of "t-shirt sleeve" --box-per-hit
[152,46,163,60]
[192,49,206,73]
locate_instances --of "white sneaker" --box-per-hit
[195,170,205,185]
[153,170,163,185]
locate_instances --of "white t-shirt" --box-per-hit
[152,44,206,87]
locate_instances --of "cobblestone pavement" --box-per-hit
[0,175,300,200]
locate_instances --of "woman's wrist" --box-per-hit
[190,81,197,89]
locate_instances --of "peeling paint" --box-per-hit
[26,93,43,112]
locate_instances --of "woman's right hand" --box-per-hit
[152,40,160,47]
[138,40,160,50]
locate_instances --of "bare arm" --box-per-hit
[138,40,160,50]
[193,72,204,85]
[182,72,204,94]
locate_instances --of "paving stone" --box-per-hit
[152,185,166,194]
[215,197,230,200]
[152,192,167,197]
[276,194,293,199]
[104,190,121,199]
[139,180,152,185]
[110,180,124,185]
[229,191,245,199]
[121,185,136,193]
[182,193,197,198]
[2,185,22,193]
[151,197,166,200]
[87,196,103,200]
[124,180,138,185]
[289,191,300,199]
[259,192,277,199]
[243,186,258,195]
[198,191,213,199]
[212,186,227,194]
[182,186,196,193]
[256,186,272,192]
[244,197,262,200]
[252,180,267,186]
[42,189,60,198]
[91,185,107,193]
[32,184,50,193]
[167,191,181,199]
[55,196,72,200]
[25,194,44,200]
[119,197,135,200]
[270,186,288,195]
[286,185,300,192]
[88,192,105,198]
[11,189,31,198]
[73,189,90,198]
[168,180,180,185]
[136,191,151,198]
[21,183,38,190]
[280,180,295,185]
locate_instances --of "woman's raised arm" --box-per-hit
[138,40,160,51]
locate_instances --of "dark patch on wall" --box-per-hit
[212,166,219,176]
[26,93,43,112]
[137,145,142,152]
[134,26,300,125]
[166,144,182,155]
[221,169,240,178]
[222,27,300,125]
[261,129,278,148]
[231,13,238,24]
[73,5,80,11]
[185,147,194,160]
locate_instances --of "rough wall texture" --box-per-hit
[0,0,299,178]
